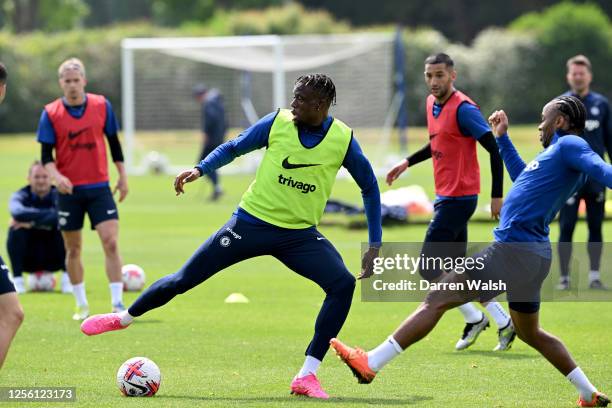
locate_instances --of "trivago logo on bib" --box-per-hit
[277,174,317,193]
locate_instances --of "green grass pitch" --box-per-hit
[0,129,610,407]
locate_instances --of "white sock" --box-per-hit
[589,270,600,282]
[72,283,88,307]
[458,303,483,324]
[109,282,123,305]
[119,310,134,326]
[485,301,511,328]
[567,367,597,401]
[367,336,403,372]
[297,355,321,378]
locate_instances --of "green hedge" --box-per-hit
[401,2,612,126]
[0,3,348,133]
[0,2,610,133]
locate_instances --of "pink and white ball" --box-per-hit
[122,264,146,292]
[27,271,56,292]
[116,357,161,397]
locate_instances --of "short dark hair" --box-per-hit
[294,74,337,106]
[550,95,587,133]
[567,55,592,73]
[28,160,43,175]
[424,53,454,68]
[192,83,208,96]
[0,62,7,84]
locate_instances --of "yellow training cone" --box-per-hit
[224,293,250,303]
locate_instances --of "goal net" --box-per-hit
[121,33,399,176]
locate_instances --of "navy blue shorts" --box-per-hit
[58,186,118,231]
[7,228,65,276]
[129,213,356,316]
[186,214,352,290]
[466,243,551,313]
[421,197,478,280]
[0,255,16,295]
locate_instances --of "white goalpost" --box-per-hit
[121,33,399,175]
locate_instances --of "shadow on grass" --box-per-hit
[159,395,432,405]
[442,350,534,360]
[132,319,164,324]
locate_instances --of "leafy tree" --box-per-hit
[151,0,215,26]
[510,2,612,109]
[1,0,89,32]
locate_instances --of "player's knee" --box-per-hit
[423,292,451,315]
[167,271,196,294]
[101,236,119,255]
[13,305,24,328]
[7,227,25,244]
[419,267,443,282]
[515,326,541,347]
[1,302,24,329]
[333,273,356,296]
[65,244,82,259]
[558,226,574,240]
[588,230,603,242]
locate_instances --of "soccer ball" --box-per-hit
[116,357,161,397]
[143,151,169,175]
[27,271,56,292]
[122,264,145,291]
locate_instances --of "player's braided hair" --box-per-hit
[295,74,336,106]
[0,62,7,84]
[551,95,587,133]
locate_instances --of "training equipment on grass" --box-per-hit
[116,357,161,397]
[224,292,250,303]
[122,264,146,292]
[27,271,56,292]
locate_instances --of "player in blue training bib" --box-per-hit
[330,96,611,408]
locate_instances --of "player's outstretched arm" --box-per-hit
[174,168,201,195]
[386,143,432,186]
[195,112,276,178]
[343,137,383,279]
[488,110,526,181]
[386,159,408,186]
[562,136,612,188]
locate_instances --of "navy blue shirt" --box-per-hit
[495,131,612,256]
[563,91,612,159]
[195,111,382,245]
[9,186,59,230]
[201,89,227,144]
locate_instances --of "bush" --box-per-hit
[0,4,349,133]
[510,2,612,113]
[401,2,612,126]
[1,1,610,133]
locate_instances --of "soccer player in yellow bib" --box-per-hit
[82,74,382,399]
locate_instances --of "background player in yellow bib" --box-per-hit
[81,74,382,399]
